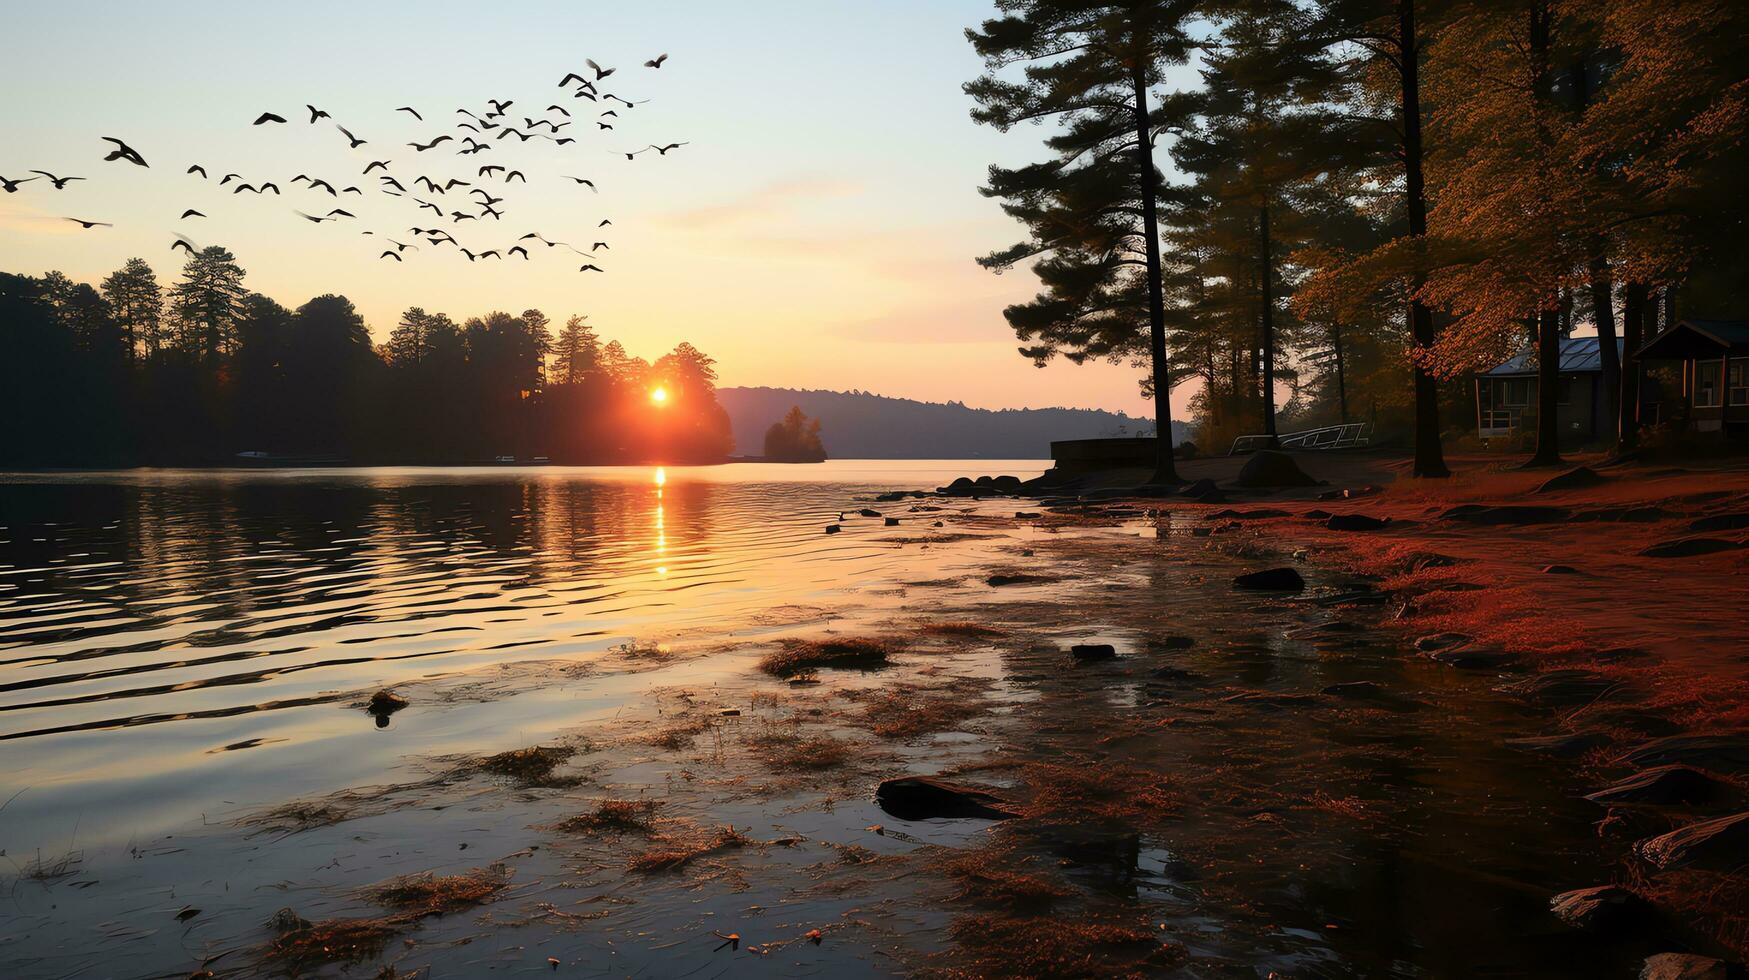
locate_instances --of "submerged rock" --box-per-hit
[1641,537,1746,558]
[1586,766,1732,807]
[1232,567,1305,591]
[1549,884,1651,931]
[858,508,881,518]
[824,524,841,534]
[884,517,899,527]
[1235,450,1318,488]
[367,689,409,716]
[875,776,1019,821]
[1070,643,1117,662]
[1636,811,1749,870]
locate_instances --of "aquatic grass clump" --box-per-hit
[470,744,580,787]
[366,865,510,915]
[945,913,1185,978]
[917,621,1006,638]
[747,726,856,771]
[758,637,895,677]
[852,686,988,740]
[1022,760,1176,825]
[628,824,749,873]
[557,799,661,834]
[944,849,1072,912]
[266,914,402,970]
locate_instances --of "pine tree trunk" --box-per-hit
[1399,0,1449,477]
[1528,306,1565,467]
[1132,57,1180,485]
[1587,249,1620,448]
[1332,321,1349,423]
[1258,202,1279,444]
[1620,281,1645,450]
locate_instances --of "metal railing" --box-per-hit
[1229,421,1372,455]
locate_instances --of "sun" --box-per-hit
[649,386,669,405]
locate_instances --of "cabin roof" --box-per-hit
[1484,336,1622,377]
[1637,319,1749,359]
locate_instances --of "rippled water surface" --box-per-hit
[0,462,1044,845]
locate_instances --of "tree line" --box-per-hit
[0,249,733,466]
[969,0,1747,479]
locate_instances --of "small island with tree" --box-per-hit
[759,405,827,462]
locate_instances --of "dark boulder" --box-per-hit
[1641,537,1747,558]
[1637,811,1749,870]
[1549,884,1652,932]
[939,477,976,496]
[1326,514,1390,531]
[986,572,1051,587]
[875,776,1020,821]
[1586,766,1733,807]
[1233,567,1305,591]
[824,524,841,534]
[884,517,899,527]
[1536,466,1606,494]
[1015,511,1041,520]
[1234,450,1318,488]
[1070,643,1117,662]
[366,689,409,717]
[991,475,1024,492]
[858,508,881,518]
[1691,513,1749,533]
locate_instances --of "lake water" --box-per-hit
[0,462,1649,978]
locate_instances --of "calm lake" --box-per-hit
[0,463,1642,978]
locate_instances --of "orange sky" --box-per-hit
[0,1,1195,421]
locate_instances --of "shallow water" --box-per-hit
[0,463,1652,977]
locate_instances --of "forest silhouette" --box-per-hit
[0,249,733,466]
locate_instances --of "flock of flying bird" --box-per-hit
[4,56,686,274]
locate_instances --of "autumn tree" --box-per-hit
[966,0,1198,485]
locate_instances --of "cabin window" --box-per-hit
[1729,359,1748,407]
[1695,360,1722,408]
[1499,378,1530,408]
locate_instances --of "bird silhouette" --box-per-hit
[220,173,242,185]
[468,188,501,202]
[644,53,669,69]
[295,210,335,223]
[488,99,513,115]
[546,105,571,117]
[478,165,504,177]
[386,238,417,252]
[409,136,452,151]
[363,160,391,174]
[550,137,577,145]
[327,208,356,218]
[578,263,603,272]
[102,137,148,167]
[586,58,615,80]
[380,250,403,261]
[253,112,287,125]
[187,164,208,178]
[599,219,613,227]
[338,125,367,148]
[180,209,206,219]
[342,185,361,194]
[505,170,526,183]
[0,175,39,192]
[508,245,529,259]
[381,176,407,191]
[562,176,597,190]
[650,142,689,155]
[171,237,196,254]
[307,105,330,123]
[233,183,257,194]
[65,217,112,228]
[30,171,85,189]
[396,106,423,120]
[309,178,337,195]
[477,249,501,259]
[415,199,442,215]
[592,241,611,251]
[260,182,280,194]
[598,122,613,131]
[480,205,504,219]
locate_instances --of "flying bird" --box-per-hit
[64,217,112,228]
[380,250,402,261]
[253,112,287,125]
[381,176,407,191]
[260,182,281,194]
[363,160,391,174]
[546,105,571,117]
[385,238,416,252]
[295,210,335,223]
[326,208,356,218]
[180,209,206,219]
[409,136,453,151]
[309,178,337,195]
[187,164,208,178]
[1,174,39,192]
[171,237,196,254]
[487,99,513,114]
[644,53,669,69]
[562,176,597,190]
[30,171,85,189]
[478,165,504,177]
[598,219,612,227]
[592,241,610,251]
[307,105,330,123]
[338,125,367,148]
[508,245,529,259]
[415,198,442,215]
[220,173,242,185]
[578,263,603,272]
[586,58,615,80]
[650,142,689,155]
[341,185,361,194]
[504,170,526,183]
[101,137,148,167]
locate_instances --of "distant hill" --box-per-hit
[717,387,1190,459]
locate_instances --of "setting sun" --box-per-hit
[649,387,669,406]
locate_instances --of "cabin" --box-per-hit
[1475,337,1621,445]
[1635,319,1749,435]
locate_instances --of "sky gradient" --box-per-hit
[1,1,1187,420]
